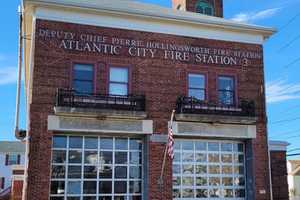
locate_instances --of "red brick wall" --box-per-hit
[25,19,270,200]
[271,151,289,200]
[172,0,223,17]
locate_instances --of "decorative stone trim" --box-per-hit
[170,121,256,138]
[175,113,257,125]
[269,140,289,152]
[11,165,24,181]
[48,115,153,135]
[149,134,168,143]
[55,106,147,120]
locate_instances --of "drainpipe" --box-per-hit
[261,78,273,200]
[268,140,274,200]
[14,5,24,140]
[15,4,28,200]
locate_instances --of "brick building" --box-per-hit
[0,141,25,198]
[269,141,289,200]
[20,0,279,199]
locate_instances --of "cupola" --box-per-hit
[172,0,223,17]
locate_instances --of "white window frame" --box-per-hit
[188,73,206,101]
[7,154,18,165]
[173,139,246,200]
[0,177,5,190]
[72,63,95,95]
[109,66,129,96]
[50,135,144,200]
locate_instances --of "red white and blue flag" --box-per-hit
[158,110,176,185]
[167,126,174,159]
[167,111,175,159]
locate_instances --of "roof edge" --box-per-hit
[269,140,290,152]
[24,0,276,39]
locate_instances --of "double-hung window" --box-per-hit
[109,67,129,96]
[188,74,206,101]
[72,64,94,94]
[218,76,235,105]
[196,0,214,16]
[0,177,4,190]
[5,154,19,165]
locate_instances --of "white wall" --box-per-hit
[0,152,25,192]
[288,161,300,200]
[291,195,300,200]
[295,176,300,197]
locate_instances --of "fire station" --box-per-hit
[15,0,289,200]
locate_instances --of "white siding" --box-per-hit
[0,152,25,191]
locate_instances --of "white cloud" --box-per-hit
[231,8,281,23]
[0,67,18,85]
[266,79,300,104]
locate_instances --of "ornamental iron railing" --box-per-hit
[55,88,146,111]
[176,96,255,117]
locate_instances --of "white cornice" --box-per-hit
[23,0,276,42]
[269,140,289,152]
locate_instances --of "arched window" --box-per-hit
[196,0,214,16]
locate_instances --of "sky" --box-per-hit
[0,0,300,158]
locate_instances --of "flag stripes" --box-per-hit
[167,126,174,159]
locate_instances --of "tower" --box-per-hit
[172,0,223,17]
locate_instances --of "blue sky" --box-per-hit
[0,0,300,158]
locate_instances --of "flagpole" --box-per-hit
[158,109,175,187]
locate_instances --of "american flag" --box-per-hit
[167,126,174,159]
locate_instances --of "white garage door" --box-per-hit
[173,139,246,200]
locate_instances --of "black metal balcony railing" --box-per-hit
[176,96,255,117]
[55,88,146,111]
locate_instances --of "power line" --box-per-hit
[268,11,300,72]
[283,57,300,69]
[270,128,300,137]
[279,104,300,115]
[277,34,300,52]
[270,134,300,140]
[288,148,300,152]
[287,153,300,157]
[269,55,300,72]
[267,49,300,79]
[270,116,300,125]
[286,134,300,139]
[278,11,300,32]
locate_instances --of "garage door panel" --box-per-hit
[173,139,246,200]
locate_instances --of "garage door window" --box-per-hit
[173,140,246,200]
[50,135,143,200]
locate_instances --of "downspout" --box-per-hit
[268,140,274,200]
[262,81,273,200]
[259,33,273,199]
[263,72,274,200]
[15,3,28,200]
[14,5,23,139]
[22,7,36,200]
